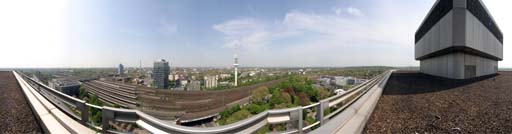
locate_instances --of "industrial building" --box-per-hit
[48,78,81,96]
[152,59,170,89]
[415,0,503,79]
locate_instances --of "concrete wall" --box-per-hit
[415,1,503,60]
[465,10,503,59]
[416,0,502,79]
[420,52,497,79]
[415,11,453,59]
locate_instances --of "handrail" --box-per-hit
[15,70,393,134]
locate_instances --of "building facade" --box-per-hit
[118,63,124,75]
[204,75,218,88]
[152,59,170,89]
[49,78,81,96]
[415,0,503,79]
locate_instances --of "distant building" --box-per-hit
[355,79,367,85]
[187,80,201,91]
[416,0,503,79]
[152,59,170,89]
[168,74,176,81]
[318,78,331,86]
[219,74,231,79]
[49,78,80,96]
[204,75,218,88]
[118,63,124,75]
[179,79,188,87]
[333,76,356,86]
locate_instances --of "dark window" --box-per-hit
[466,0,503,44]
[415,0,453,43]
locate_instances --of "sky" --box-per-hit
[0,0,510,68]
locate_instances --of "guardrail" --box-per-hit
[15,70,392,133]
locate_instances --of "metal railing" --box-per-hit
[15,70,392,133]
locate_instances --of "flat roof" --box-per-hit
[364,71,512,133]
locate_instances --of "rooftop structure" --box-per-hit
[152,59,170,89]
[415,0,503,79]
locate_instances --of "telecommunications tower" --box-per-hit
[234,42,239,86]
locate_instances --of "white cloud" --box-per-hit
[213,7,419,66]
[346,7,364,17]
[213,18,272,48]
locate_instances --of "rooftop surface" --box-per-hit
[0,71,42,133]
[364,71,512,133]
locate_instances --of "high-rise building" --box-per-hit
[152,59,170,89]
[118,63,124,75]
[415,0,503,79]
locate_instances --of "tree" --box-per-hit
[250,86,269,104]
[247,104,265,114]
[318,88,330,100]
[269,88,284,107]
[225,109,251,125]
[88,94,103,125]
[79,85,87,99]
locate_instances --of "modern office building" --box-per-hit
[118,63,124,75]
[415,0,503,79]
[152,59,170,89]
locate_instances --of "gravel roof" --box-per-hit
[364,71,512,133]
[0,72,42,133]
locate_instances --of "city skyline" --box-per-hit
[1,0,511,68]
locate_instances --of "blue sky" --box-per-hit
[0,0,510,68]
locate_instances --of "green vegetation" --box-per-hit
[88,94,103,125]
[79,85,87,99]
[72,69,114,78]
[225,109,252,125]
[312,67,388,79]
[207,74,288,90]
[216,75,332,128]
[218,105,242,125]
[26,71,55,85]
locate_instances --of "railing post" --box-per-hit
[79,102,89,125]
[297,107,303,134]
[317,100,327,126]
[102,107,114,133]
